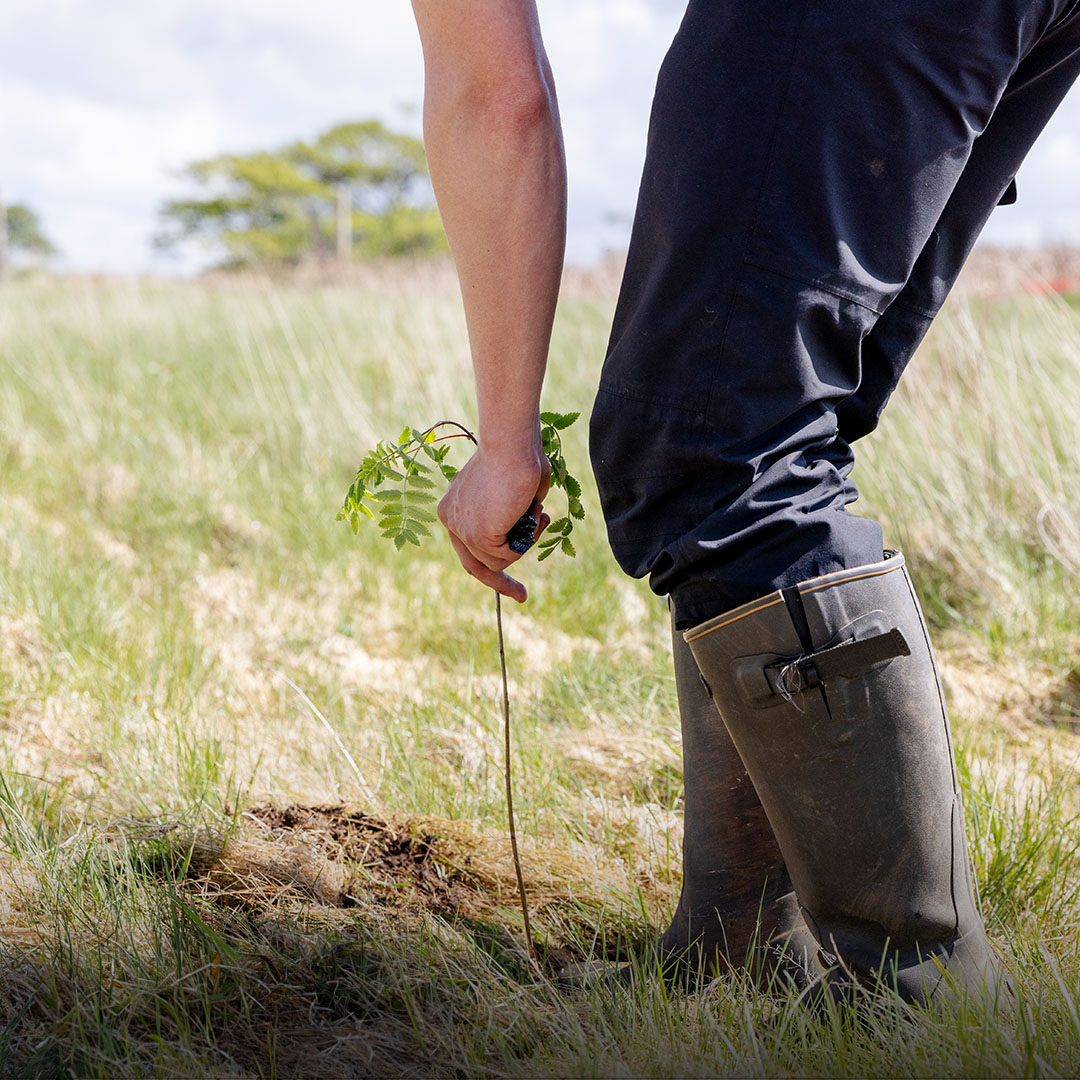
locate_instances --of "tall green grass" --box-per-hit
[0,274,1078,1077]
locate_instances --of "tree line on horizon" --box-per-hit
[156,119,448,270]
[2,118,445,277]
[0,197,56,278]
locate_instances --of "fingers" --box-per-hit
[448,532,528,603]
[534,508,551,540]
[536,453,552,503]
[434,444,551,602]
[443,506,548,602]
[480,499,548,566]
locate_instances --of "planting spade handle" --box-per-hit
[506,510,538,555]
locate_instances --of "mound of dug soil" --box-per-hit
[175,802,654,966]
[242,803,479,917]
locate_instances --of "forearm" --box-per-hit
[413,0,566,461]
[411,0,565,601]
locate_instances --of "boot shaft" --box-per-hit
[685,551,997,1002]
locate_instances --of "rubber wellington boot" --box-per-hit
[635,612,816,988]
[684,551,1004,1006]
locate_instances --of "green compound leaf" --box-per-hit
[540,411,580,430]
[341,414,585,564]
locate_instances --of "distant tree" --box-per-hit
[2,200,58,259]
[156,121,448,268]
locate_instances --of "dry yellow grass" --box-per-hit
[0,272,1079,1076]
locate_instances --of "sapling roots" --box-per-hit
[339,414,584,968]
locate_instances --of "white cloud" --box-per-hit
[1045,133,1080,169]
[543,0,680,259]
[0,0,1077,272]
[0,0,427,272]
[981,103,1080,246]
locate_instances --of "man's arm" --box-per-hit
[411,0,567,602]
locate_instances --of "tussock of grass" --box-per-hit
[0,276,1079,1076]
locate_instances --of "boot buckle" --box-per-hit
[732,623,910,708]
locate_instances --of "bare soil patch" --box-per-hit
[174,804,658,975]
[243,804,481,919]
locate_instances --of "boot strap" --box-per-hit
[774,628,910,697]
[730,626,910,707]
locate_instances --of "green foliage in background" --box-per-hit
[156,120,448,268]
[4,202,58,257]
[0,277,1079,1077]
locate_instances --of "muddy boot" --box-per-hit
[632,611,816,989]
[685,551,1006,1006]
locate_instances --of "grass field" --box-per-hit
[0,273,1079,1077]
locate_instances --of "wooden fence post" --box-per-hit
[336,184,352,266]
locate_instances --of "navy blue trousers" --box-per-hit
[590,0,1080,627]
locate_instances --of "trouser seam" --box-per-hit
[742,258,890,316]
[1049,0,1080,31]
[887,300,937,321]
[594,382,704,417]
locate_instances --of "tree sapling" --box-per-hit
[338,413,584,557]
[339,412,584,965]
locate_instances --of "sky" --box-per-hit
[1,0,1079,274]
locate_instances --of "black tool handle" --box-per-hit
[506,510,538,554]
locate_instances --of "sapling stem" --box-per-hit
[444,429,537,964]
[497,592,536,964]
